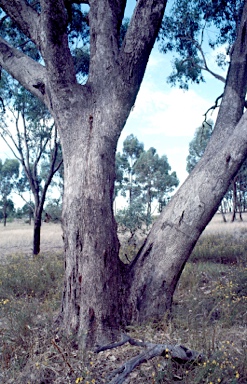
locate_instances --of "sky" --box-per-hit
[118,0,226,186]
[117,45,225,186]
[0,0,227,207]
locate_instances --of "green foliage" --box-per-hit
[0,158,19,196]
[134,147,179,213]
[0,198,15,219]
[116,134,144,202]
[116,198,150,263]
[186,120,214,173]
[116,134,178,212]
[0,158,19,223]
[158,0,244,88]
[44,199,62,222]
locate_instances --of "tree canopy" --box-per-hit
[159,0,243,88]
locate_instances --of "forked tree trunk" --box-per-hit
[58,0,247,346]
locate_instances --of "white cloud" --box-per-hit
[128,83,216,137]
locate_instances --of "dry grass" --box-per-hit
[0,221,63,258]
[0,215,247,383]
[203,212,247,236]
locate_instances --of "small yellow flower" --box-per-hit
[235,372,240,379]
[75,378,83,384]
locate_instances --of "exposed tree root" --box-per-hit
[95,335,204,384]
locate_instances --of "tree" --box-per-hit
[1,0,247,349]
[0,78,63,254]
[0,158,19,226]
[186,120,214,174]
[134,147,179,214]
[117,134,144,205]
[0,197,15,223]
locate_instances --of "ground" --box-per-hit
[0,214,246,383]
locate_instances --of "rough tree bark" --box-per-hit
[1,0,247,348]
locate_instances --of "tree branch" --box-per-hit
[88,0,127,77]
[203,93,223,121]
[95,335,204,384]
[119,0,167,85]
[179,36,226,83]
[0,37,47,104]
[39,0,77,88]
[0,0,40,46]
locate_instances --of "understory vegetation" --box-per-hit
[0,219,246,383]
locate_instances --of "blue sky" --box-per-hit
[118,0,226,185]
[118,45,225,185]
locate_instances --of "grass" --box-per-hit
[0,221,63,259]
[0,215,246,383]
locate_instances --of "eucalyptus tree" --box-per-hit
[1,0,247,350]
[0,158,19,226]
[0,78,62,254]
[134,147,179,215]
[117,134,144,205]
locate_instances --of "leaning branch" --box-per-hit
[95,335,204,384]
[0,0,40,45]
[0,37,47,104]
[119,0,167,85]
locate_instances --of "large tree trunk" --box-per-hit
[57,107,128,346]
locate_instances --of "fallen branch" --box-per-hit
[95,335,204,384]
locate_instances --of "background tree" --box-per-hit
[116,136,178,236]
[0,77,63,254]
[20,200,35,224]
[1,0,247,349]
[134,147,179,215]
[117,134,144,205]
[0,158,19,226]
[186,120,214,174]
[0,197,15,224]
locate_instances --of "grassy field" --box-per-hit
[0,214,246,383]
[0,221,63,259]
